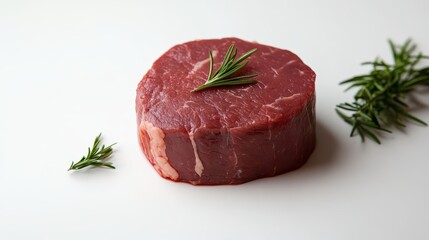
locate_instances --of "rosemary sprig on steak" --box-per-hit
[336,39,429,144]
[68,133,116,171]
[192,44,258,92]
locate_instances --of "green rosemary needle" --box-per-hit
[192,44,258,92]
[336,39,429,144]
[68,133,116,171]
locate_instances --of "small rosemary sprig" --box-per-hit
[68,133,116,171]
[192,44,258,92]
[336,39,429,144]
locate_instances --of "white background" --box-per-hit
[1,0,429,239]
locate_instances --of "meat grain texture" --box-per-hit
[136,38,316,185]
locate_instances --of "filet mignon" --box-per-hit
[136,37,316,185]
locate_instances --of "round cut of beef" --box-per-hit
[136,37,316,185]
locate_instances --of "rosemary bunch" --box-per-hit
[192,44,258,92]
[336,39,429,143]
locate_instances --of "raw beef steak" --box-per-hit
[136,37,316,185]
